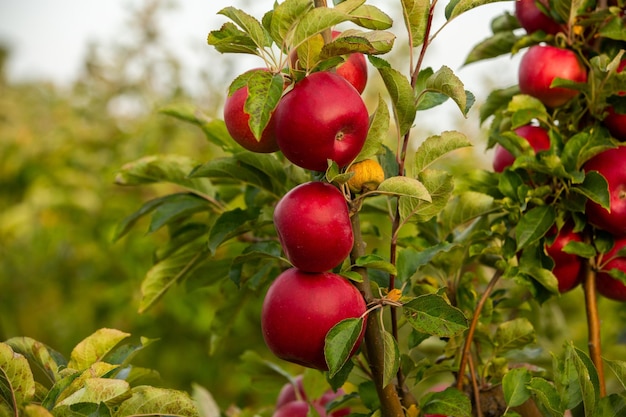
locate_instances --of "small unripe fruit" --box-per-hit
[346,159,385,193]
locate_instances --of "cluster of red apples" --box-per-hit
[493,0,626,301]
[223,29,370,399]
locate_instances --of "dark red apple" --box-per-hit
[276,375,350,417]
[515,0,562,35]
[274,181,353,272]
[272,400,309,417]
[261,268,366,371]
[584,146,626,236]
[223,70,280,153]
[603,60,626,141]
[274,71,369,171]
[332,31,368,94]
[545,223,583,293]
[596,238,626,301]
[492,125,552,172]
[518,45,588,108]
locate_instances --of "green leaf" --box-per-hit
[424,66,471,116]
[4,337,66,385]
[403,294,468,337]
[440,191,495,234]
[420,387,472,417]
[571,345,599,416]
[573,170,610,209]
[348,5,394,30]
[480,86,519,125]
[446,0,511,20]
[55,362,119,404]
[381,331,400,388]
[55,378,130,408]
[515,205,556,251]
[244,71,284,141]
[605,359,626,391]
[139,249,207,313]
[192,384,220,417]
[148,193,213,234]
[371,62,417,136]
[464,31,520,65]
[503,368,531,408]
[208,208,262,254]
[68,329,130,371]
[324,318,364,377]
[354,254,398,275]
[528,377,564,417]
[218,7,271,49]
[292,7,351,49]
[562,241,596,258]
[114,386,199,417]
[399,169,454,223]
[401,0,430,47]
[269,0,314,49]
[115,155,215,196]
[234,150,288,188]
[0,343,36,410]
[377,176,431,201]
[599,14,626,41]
[354,95,389,162]
[414,130,472,173]
[207,22,260,55]
[189,157,276,195]
[494,318,536,354]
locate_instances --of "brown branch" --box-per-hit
[581,254,606,397]
[456,270,502,392]
[350,212,405,417]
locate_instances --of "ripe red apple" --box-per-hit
[274,181,353,273]
[261,268,366,371]
[274,71,369,171]
[492,125,552,172]
[272,400,309,417]
[584,146,626,236]
[332,31,368,94]
[544,223,583,293]
[603,60,626,141]
[518,45,588,108]
[596,237,626,301]
[276,375,350,417]
[515,0,562,35]
[223,70,280,153]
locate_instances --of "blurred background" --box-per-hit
[2,0,623,412]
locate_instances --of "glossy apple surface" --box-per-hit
[276,375,350,417]
[332,31,368,94]
[603,60,626,141]
[596,238,626,301]
[492,125,551,172]
[584,146,626,236]
[274,181,353,272]
[223,71,279,153]
[518,45,587,108]
[515,0,562,35]
[274,71,369,171]
[545,223,583,293]
[261,268,366,370]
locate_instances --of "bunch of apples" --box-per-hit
[223,36,371,371]
[491,0,626,301]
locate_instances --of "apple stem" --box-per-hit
[581,254,607,397]
[456,269,502,392]
[349,211,406,417]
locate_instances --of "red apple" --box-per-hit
[515,0,562,35]
[332,31,368,94]
[261,268,366,371]
[272,400,309,417]
[274,181,353,273]
[274,71,369,171]
[596,238,626,301]
[518,45,588,108]
[545,223,583,293]
[276,375,350,417]
[492,125,552,172]
[584,146,626,236]
[603,60,626,141]
[223,70,280,153]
